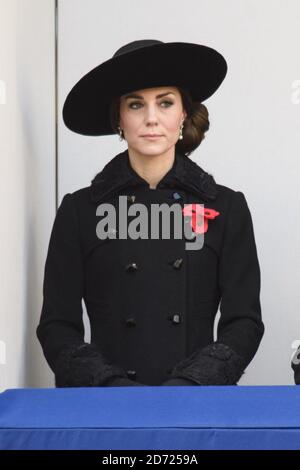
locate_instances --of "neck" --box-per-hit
[127,146,176,189]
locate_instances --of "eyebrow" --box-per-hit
[124,92,176,100]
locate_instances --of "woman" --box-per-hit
[37,39,264,387]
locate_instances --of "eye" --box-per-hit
[128,100,174,109]
[128,101,142,109]
[160,100,174,108]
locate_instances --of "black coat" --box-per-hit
[37,148,264,387]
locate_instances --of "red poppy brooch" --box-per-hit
[182,204,220,234]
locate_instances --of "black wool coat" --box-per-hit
[37,148,264,387]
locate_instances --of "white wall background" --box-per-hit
[0,0,56,390]
[1,0,300,389]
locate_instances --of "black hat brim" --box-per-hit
[62,42,227,136]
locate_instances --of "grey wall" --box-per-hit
[0,0,56,390]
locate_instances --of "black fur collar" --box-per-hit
[90,148,218,203]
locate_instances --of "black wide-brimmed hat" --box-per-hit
[62,39,227,136]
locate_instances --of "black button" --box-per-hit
[125,262,138,272]
[172,314,181,324]
[125,317,136,327]
[173,258,183,269]
[166,368,173,375]
[167,314,182,325]
[127,195,136,203]
[126,370,136,379]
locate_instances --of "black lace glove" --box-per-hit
[169,342,246,385]
[54,342,128,387]
[104,376,147,386]
[161,377,198,386]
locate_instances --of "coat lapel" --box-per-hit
[90,148,218,203]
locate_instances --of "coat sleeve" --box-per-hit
[36,193,128,387]
[170,190,264,385]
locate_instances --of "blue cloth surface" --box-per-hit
[0,386,299,450]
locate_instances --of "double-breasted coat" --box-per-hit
[37,148,264,387]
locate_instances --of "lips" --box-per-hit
[141,135,163,138]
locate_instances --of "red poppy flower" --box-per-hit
[182,204,220,234]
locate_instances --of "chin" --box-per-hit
[133,144,170,157]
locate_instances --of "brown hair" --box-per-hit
[109,86,209,157]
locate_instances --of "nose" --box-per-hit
[144,103,159,126]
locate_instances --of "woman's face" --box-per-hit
[119,86,187,157]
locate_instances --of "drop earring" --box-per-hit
[179,121,184,140]
[117,125,124,141]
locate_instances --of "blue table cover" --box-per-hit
[0,386,299,450]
